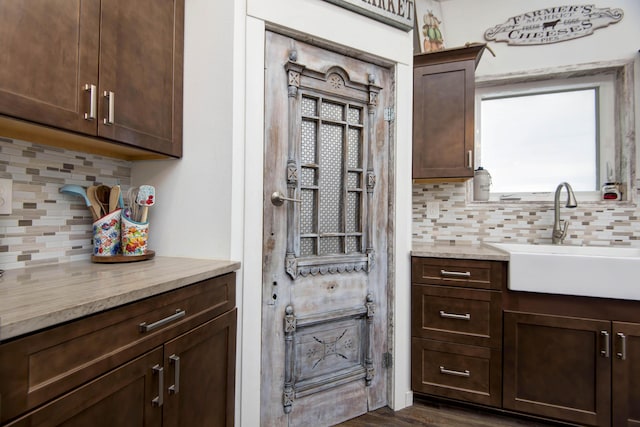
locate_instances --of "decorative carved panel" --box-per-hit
[282,295,375,414]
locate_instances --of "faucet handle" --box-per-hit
[559,221,569,243]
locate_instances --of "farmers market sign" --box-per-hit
[322,0,415,31]
[484,5,623,45]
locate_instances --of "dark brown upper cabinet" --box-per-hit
[412,44,485,180]
[0,0,183,160]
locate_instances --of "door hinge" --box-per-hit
[384,107,394,122]
[382,352,392,368]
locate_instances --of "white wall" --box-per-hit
[132,0,236,259]
[439,0,640,76]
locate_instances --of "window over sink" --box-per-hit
[474,62,635,203]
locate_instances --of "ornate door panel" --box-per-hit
[262,31,394,426]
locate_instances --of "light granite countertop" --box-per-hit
[411,242,510,261]
[0,257,240,342]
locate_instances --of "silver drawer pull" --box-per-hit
[83,84,97,120]
[139,309,186,333]
[439,310,471,321]
[152,364,164,407]
[440,366,470,377]
[440,269,471,278]
[617,333,627,360]
[169,354,181,394]
[600,330,610,358]
[103,90,115,125]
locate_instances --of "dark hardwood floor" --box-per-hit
[335,399,565,427]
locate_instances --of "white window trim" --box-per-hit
[472,61,636,205]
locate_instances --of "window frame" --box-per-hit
[473,62,634,204]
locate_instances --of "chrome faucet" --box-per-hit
[552,182,578,244]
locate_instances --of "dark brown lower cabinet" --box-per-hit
[163,309,237,427]
[504,311,640,427]
[0,274,237,427]
[612,322,640,427]
[5,310,236,427]
[6,349,164,427]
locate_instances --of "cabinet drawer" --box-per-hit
[411,338,501,407]
[412,257,504,290]
[412,285,501,348]
[0,272,235,424]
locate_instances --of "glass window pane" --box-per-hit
[319,236,342,255]
[319,123,344,234]
[480,89,597,193]
[301,237,316,256]
[302,96,317,116]
[301,167,317,187]
[347,172,360,189]
[301,120,317,164]
[348,107,361,124]
[346,236,361,254]
[347,128,361,169]
[321,101,344,121]
[346,192,360,233]
[300,189,316,234]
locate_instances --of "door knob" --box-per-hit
[271,191,301,206]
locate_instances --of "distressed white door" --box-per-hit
[261,31,394,427]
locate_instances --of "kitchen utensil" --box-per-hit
[136,185,155,223]
[86,186,103,220]
[96,185,111,216]
[125,186,140,221]
[118,186,125,209]
[60,184,99,221]
[109,185,121,213]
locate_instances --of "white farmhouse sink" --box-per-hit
[487,243,640,300]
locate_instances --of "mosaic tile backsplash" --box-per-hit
[0,137,132,270]
[413,182,640,247]
[3,137,639,270]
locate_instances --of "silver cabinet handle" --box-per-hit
[439,310,471,321]
[440,269,471,278]
[83,84,97,120]
[617,333,627,360]
[467,150,473,168]
[169,354,180,394]
[440,366,470,377]
[139,309,186,333]
[271,191,301,206]
[600,330,610,358]
[152,364,164,407]
[103,90,115,125]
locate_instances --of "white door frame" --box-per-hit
[238,15,414,427]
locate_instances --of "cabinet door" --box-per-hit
[0,0,100,134]
[98,0,184,157]
[412,59,475,179]
[503,311,611,427]
[5,348,163,427]
[612,321,640,427]
[163,309,237,427]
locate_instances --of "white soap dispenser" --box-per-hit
[473,167,491,201]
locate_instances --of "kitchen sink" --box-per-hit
[486,243,640,300]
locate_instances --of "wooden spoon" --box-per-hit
[96,185,111,216]
[86,186,102,220]
[109,185,121,213]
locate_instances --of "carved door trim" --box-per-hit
[282,52,381,280]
